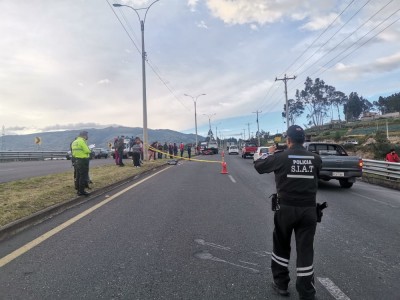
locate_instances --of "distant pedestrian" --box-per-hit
[114,136,119,165]
[187,144,192,160]
[179,142,184,157]
[116,136,125,166]
[173,143,178,157]
[158,143,163,159]
[131,137,141,167]
[385,149,399,162]
[163,142,168,158]
[169,143,174,159]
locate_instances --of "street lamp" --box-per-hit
[184,93,206,151]
[113,0,160,160]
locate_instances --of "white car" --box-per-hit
[253,146,269,162]
[228,145,239,155]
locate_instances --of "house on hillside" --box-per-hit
[360,111,378,121]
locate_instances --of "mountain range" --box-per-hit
[0,126,205,151]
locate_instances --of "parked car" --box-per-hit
[66,150,72,160]
[228,145,239,155]
[92,147,109,159]
[344,140,358,145]
[66,149,95,160]
[253,146,269,162]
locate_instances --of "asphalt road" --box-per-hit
[0,158,115,183]
[0,154,399,299]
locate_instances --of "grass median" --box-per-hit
[0,159,168,227]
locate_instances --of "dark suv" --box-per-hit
[92,148,109,159]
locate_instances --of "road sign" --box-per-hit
[35,137,42,145]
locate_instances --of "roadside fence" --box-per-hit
[362,159,400,190]
[0,151,67,162]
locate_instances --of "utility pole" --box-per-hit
[246,123,251,140]
[242,129,246,141]
[253,110,262,146]
[275,74,296,130]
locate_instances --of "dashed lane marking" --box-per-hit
[318,277,351,300]
[228,175,236,183]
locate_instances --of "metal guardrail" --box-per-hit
[362,159,400,180]
[0,151,67,162]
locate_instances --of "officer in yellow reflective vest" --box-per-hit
[71,131,91,196]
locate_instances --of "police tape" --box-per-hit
[147,145,221,163]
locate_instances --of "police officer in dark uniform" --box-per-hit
[254,125,322,300]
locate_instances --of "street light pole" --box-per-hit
[184,93,206,152]
[113,1,159,161]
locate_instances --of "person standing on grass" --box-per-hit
[116,136,125,166]
[187,144,192,160]
[131,137,142,168]
[179,142,185,157]
[71,131,92,196]
[163,142,168,158]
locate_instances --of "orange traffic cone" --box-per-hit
[220,161,228,174]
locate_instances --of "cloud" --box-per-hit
[196,20,209,29]
[300,13,338,31]
[332,52,400,80]
[97,79,111,85]
[188,0,199,12]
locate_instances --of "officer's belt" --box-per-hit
[278,197,316,207]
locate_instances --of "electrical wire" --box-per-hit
[106,0,191,112]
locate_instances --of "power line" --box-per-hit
[291,0,373,76]
[279,0,356,77]
[106,0,191,112]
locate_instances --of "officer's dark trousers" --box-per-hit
[75,158,89,193]
[271,205,317,300]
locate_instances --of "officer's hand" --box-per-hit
[268,145,276,154]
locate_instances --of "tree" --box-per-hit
[343,92,373,121]
[298,77,330,128]
[282,95,304,126]
[326,86,348,123]
[373,93,400,114]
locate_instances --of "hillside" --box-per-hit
[0,126,204,151]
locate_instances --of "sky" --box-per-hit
[1,0,399,140]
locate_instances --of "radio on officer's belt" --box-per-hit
[269,193,280,211]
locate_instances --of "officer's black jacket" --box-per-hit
[254,144,322,207]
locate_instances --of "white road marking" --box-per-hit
[194,239,231,251]
[0,167,171,268]
[318,277,351,300]
[350,192,398,208]
[228,175,236,183]
[238,260,259,266]
[252,251,272,257]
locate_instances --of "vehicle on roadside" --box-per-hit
[253,146,269,162]
[111,138,132,159]
[343,140,358,145]
[66,149,95,160]
[92,147,109,159]
[304,142,363,188]
[228,145,239,155]
[200,140,219,154]
[241,141,258,158]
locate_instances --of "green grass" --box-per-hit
[0,159,167,227]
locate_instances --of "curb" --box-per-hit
[0,163,171,242]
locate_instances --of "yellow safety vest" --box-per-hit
[71,137,91,158]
